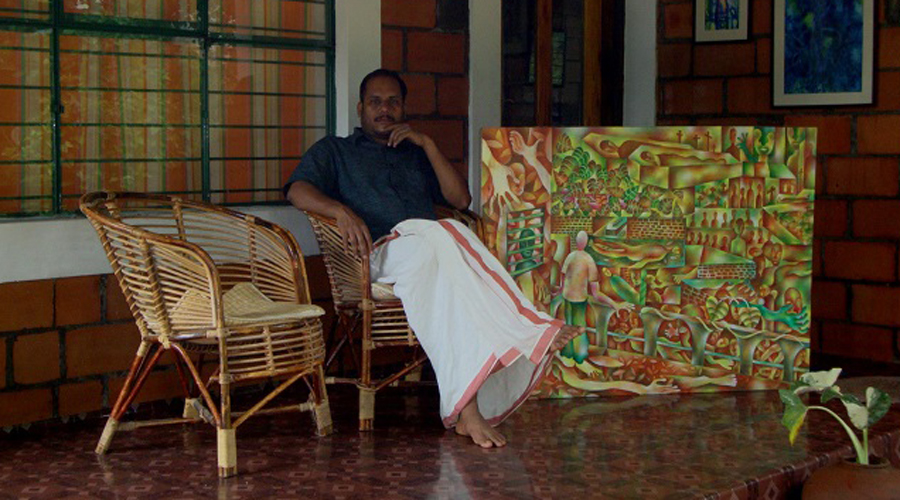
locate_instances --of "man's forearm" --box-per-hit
[286,180,347,219]
[287,180,373,255]
[422,138,472,209]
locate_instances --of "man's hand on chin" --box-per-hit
[385,123,431,149]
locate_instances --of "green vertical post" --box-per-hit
[50,1,63,213]
[199,0,210,201]
[325,0,335,136]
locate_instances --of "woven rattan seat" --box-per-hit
[81,192,332,478]
[306,206,482,430]
[371,282,398,301]
[221,282,326,325]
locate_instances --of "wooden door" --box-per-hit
[502,0,624,127]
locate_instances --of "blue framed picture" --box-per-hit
[774,0,874,106]
[695,0,749,42]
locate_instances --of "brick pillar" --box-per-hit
[382,0,470,177]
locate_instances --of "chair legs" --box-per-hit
[217,428,237,478]
[96,341,162,455]
[356,355,428,431]
[312,365,333,436]
[182,397,214,423]
[404,363,423,382]
[175,352,208,421]
[96,340,329,479]
[217,342,236,478]
[213,363,332,477]
[314,399,333,436]
[359,387,375,431]
[95,418,119,455]
[325,313,361,375]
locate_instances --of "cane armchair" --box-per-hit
[81,192,331,478]
[306,206,483,431]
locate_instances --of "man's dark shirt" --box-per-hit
[283,128,447,241]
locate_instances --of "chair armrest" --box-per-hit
[129,233,224,340]
[434,205,485,241]
[304,211,371,308]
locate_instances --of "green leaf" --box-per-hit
[840,392,862,406]
[781,402,808,445]
[866,387,892,427]
[796,368,841,395]
[821,387,842,403]
[789,378,810,393]
[780,388,804,408]
[842,400,869,430]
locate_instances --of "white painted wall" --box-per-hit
[0,206,319,283]
[467,0,502,214]
[624,0,657,127]
[335,0,381,136]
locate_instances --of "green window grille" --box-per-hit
[0,0,334,215]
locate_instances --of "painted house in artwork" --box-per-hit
[480,126,816,398]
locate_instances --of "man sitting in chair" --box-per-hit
[284,68,581,448]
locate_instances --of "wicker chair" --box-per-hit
[81,192,331,478]
[306,206,482,431]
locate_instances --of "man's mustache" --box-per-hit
[375,115,395,122]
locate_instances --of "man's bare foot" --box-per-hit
[550,324,585,352]
[455,399,506,448]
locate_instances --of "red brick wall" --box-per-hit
[658,0,900,369]
[381,0,469,178]
[0,276,130,427]
[0,257,336,428]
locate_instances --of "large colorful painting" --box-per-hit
[480,126,817,397]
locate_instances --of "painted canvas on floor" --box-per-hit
[480,126,816,397]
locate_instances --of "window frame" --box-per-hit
[0,0,335,216]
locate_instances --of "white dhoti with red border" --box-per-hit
[370,218,562,428]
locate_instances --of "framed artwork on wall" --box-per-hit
[773,0,875,106]
[695,0,749,42]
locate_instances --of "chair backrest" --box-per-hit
[81,192,311,342]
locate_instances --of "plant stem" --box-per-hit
[808,405,867,465]
[863,428,869,463]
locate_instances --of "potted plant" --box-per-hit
[780,368,900,499]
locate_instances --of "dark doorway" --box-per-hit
[502,0,625,127]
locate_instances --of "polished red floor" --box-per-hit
[1,384,898,499]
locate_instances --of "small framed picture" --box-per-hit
[773,0,874,107]
[695,0,749,42]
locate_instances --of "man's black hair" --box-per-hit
[359,68,408,102]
